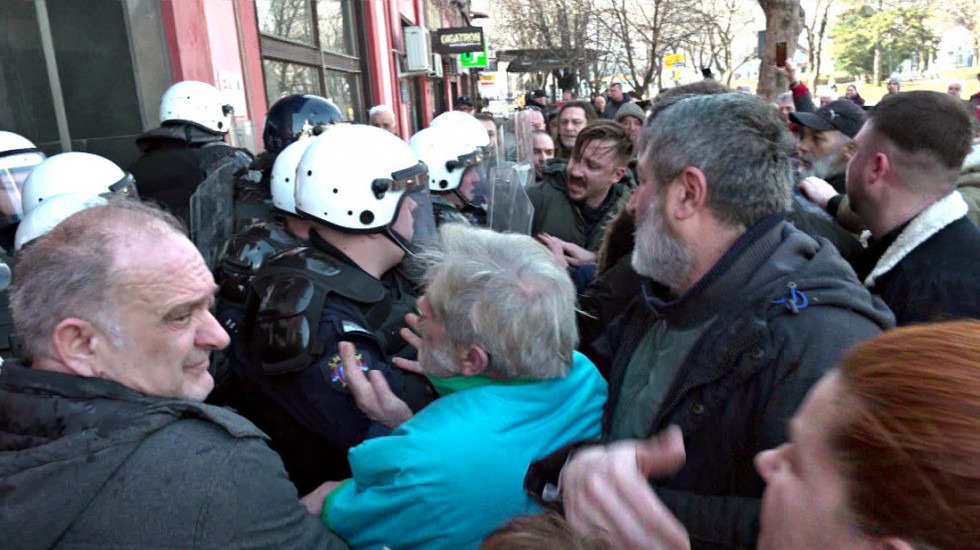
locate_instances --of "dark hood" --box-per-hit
[135,122,226,152]
[747,222,894,330]
[643,219,894,332]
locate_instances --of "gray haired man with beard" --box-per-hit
[525,93,893,549]
[792,99,864,195]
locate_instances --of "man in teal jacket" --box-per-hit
[308,224,607,550]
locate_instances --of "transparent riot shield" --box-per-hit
[404,178,438,246]
[487,109,535,234]
[498,109,534,169]
[190,149,249,269]
[487,163,534,235]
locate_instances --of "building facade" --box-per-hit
[0,0,478,167]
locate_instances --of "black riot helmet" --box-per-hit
[262,94,345,155]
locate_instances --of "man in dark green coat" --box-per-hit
[527,121,634,253]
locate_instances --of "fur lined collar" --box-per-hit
[864,191,968,288]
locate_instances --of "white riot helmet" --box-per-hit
[21,152,137,214]
[270,137,316,215]
[0,131,45,227]
[294,125,435,247]
[160,80,233,134]
[409,126,484,193]
[15,193,107,251]
[429,111,492,155]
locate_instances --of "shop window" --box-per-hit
[263,60,320,102]
[323,69,362,123]
[256,0,368,122]
[255,0,314,45]
[0,0,171,165]
[316,0,357,57]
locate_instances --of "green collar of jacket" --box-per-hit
[426,373,536,396]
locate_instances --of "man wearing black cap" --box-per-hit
[454,95,476,115]
[793,100,869,232]
[531,89,549,109]
[790,99,865,195]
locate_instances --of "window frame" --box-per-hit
[255,0,372,121]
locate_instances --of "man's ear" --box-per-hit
[612,164,627,183]
[867,151,891,188]
[50,318,100,377]
[459,344,489,377]
[669,166,709,221]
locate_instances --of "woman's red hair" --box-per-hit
[833,320,980,548]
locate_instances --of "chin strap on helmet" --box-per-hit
[451,188,486,211]
[382,225,417,257]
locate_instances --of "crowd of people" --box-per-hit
[0,67,979,550]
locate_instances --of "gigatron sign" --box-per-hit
[432,27,484,55]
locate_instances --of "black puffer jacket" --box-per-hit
[0,362,347,549]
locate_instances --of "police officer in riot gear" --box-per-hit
[215,137,316,313]
[424,111,493,225]
[0,131,45,253]
[234,125,436,493]
[0,131,45,360]
[409,125,490,226]
[208,138,317,407]
[22,152,137,214]
[234,94,345,231]
[128,80,252,268]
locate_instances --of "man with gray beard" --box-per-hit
[525,93,893,550]
[791,99,864,196]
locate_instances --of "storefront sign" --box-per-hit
[460,45,488,68]
[433,27,484,55]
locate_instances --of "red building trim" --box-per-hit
[159,0,214,83]
[363,1,386,108]
[233,0,267,129]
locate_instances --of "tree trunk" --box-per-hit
[809,0,832,91]
[757,0,805,100]
[873,41,882,83]
[872,0,883,83]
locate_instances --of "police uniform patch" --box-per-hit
[340,320,373,337]
[327,352,369,390]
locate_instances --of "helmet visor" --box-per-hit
[0,151,45,226]
[385,162,437,245]
[373,161,427,196]
[448,146,492,211]
[105,172,140,201]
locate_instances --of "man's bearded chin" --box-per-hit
[420,341,460,378]
[631,198,693,294]
[800,154,843,181]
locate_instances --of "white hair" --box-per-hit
[369,104,394,117]
[414,224,577,380]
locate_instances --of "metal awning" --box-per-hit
[497,48,600,73]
